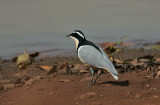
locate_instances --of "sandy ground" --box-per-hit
[0,49,160,105]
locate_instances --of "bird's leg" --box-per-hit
[92,70,103,85]
[90,68,95,82]
[87,69,103,88]
[87,68,95,88]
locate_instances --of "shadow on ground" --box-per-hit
[100,80,129,86]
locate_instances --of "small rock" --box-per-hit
[79,92,96,99]
[75,102,79,105]
[73,64,83,70]
[48,92,54,95]
[14,78,23,85]
[59,63,65,70]
[144,91,150,96]
[155,71,160,79]
[47,65,57,75]
[24,76,41,86]
[79,69,89,74]
[59,79,70,83]
[153,95,159,98]
[155,57,160,62]
[1,84,15,90]
[14,75,30,85]
[40,65,54,71]
[59,63,72,74]
[88,102,102,105]
[15,84,23,87]
[131,58,138,66]
[65,63,72,74]
[127,92,132,98]
[24,79,35,86]
[128,92,132,95]
[58,69,67,74]
[145,75,153,79]
[146,67,151,73]
[22,75,30,82]
[135,94,142,99]
[146,84,151,88]
[114,59,124,64]
[0,80,10,83]
[34,76,42,80]
[152,87,157,90]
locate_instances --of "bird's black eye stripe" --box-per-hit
[70,32,84,39]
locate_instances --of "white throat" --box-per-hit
[70,36,79,50]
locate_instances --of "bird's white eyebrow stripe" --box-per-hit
[75,32,84,39]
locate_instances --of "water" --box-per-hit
[0,0,160,58]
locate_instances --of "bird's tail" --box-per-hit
[99,46,119,80]
[110,72,118,80]
[103,67,119,80]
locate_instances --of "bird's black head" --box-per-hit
[67,30,86,41]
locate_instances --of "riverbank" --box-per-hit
[0,47,160,105]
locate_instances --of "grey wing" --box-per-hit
[78,45,118,80]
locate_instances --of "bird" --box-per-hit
[67,30,118,87]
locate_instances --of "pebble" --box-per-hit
[24,76,42,86]
[79,69,89,74]
[0,84,15,90]
[79,92,96,99]
[48,91,54,95]
[153,95,159,98]
[146,84,151,88]
[127,92,132,98]
[155,58,160,62]
[155,71,160,79]
[87,101,102,105]
[59,79,70,83]
[0,80,10,83]
[135,94,142,99]
[47,65,57,75]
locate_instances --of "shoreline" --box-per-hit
[1,39,160,60]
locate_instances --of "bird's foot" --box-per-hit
[87,83,94,88]
[87,81,96,88]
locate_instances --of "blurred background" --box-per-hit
[0,0,160,58]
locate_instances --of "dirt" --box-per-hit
[0,49,160,105]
